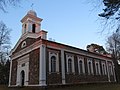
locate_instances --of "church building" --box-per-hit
[9,10,116,87]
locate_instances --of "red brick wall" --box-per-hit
[29,48,40,85]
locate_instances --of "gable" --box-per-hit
[12,37,41,54]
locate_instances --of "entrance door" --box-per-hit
[21,70,25,86]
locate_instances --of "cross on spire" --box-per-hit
[31,3,34,10]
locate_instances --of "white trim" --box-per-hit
[9,59,12,86]
[16,54,29,86]
[11,42,113,62]
[61,49,66,84]
[106,60,110,82]
[77,56,85,74]
[49,52,59,72]
[87,58,94,75]
[39,44,47,86]
[47,45,112,62]
[112,62,116,82]
[11,31,42,54]
[11,41,41,60]
[66,54,75,74]
[21,41,27,48]
[101,62,107,75]
[108,63,113,76]
[95,60,101,75]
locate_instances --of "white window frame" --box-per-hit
[108,63,113,76]
[21,41,26,48]
[95,60,101,75]
[66,54,75,74]
[49,52,59,73]
[77,56,85,74]
[87,58,94,75]
[101,62,107,75]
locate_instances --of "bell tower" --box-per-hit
[21,10,43,35]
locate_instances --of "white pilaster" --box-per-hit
[39,44,46,86]
[106,60,110,82]
[112,62,116,82]
[8,59,12,87]
[61,49,66,84]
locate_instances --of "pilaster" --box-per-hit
[39,44,47,86]
[112,62,116,82]
[61,49,66,84]
[106,60,110,82]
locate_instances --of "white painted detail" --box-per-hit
[101,62,107,75]
[49,51,59,73]
[21,41,26,48]
[112,62,116,82]
[106,60,110,82]
[108,63,113,76]
[87,58,94,75]
[16,54,29,86]
[77,56,85,74]
[39,44,46,86]
[95,60,101,75]
[61,49,66,84]
[66,54,75,74]
[47,45,112,62]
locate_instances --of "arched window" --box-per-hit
[88,62,92,74]
[24,24,27,33]
[109,64,113,76]
[68,59,72,73]
[51,56,56,72]
[95,63,99,75]
[102,63,106,75]
[79,60,83,74]
[32,24,36,33]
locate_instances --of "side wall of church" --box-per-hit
[64,54,109,84]
[46,46,115,85]
[29,48,40,85]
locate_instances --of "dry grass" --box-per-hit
[0,83,120,90]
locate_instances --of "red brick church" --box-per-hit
[9,10,116,87]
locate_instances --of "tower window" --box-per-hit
[32,24,36,33]
[24,24,27,33]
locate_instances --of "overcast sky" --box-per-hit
[0,0,108,50]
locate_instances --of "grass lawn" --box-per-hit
[1,83,120,90]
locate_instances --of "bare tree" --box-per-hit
[106,29,120,83]
[0,21,11,64]
[0,0,21,12]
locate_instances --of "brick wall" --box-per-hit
[29,48,39,85]
[11,59,17,85]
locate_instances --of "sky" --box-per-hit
[0,0,108,50]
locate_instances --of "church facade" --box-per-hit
[9,10,116,87]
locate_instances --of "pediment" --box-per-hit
[11,35,41,55]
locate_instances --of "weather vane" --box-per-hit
[31,3,34,10]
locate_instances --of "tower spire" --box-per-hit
[31,3,34,10]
